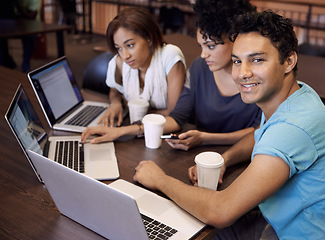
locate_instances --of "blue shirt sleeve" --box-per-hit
[253,122,318,177]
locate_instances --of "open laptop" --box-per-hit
[27,56,110,133]
[5,85,119,181]
[27,150,206,240]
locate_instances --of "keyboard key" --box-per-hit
[54,141,85,173]
[66,105,106,127]
[141,214,177,239]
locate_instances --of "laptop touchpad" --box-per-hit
[137,194,173,216]
[89,148,111,161]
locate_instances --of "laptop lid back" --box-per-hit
[27,150,149,240]
[27,56,84,128]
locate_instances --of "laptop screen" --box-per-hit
[5,85,48,182]
[28,57,83,125]
[6,85,47,156]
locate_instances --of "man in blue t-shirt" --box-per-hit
[133,10,325,239]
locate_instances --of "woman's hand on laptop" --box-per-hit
[98,103,123,127]
[81,126,124,144]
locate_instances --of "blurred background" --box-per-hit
[3,0,325,89]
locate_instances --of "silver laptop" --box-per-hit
[27,150,206,240]
[27,56,109,133]
[5,85,119,181]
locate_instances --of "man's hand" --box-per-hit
[218,165,226,185]
[188,165,198,186]
[188,164,226,186]
[133,160,167,190]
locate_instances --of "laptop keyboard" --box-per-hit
[141,214,178,240]
[66,105,106,127]
[54,141,85,173]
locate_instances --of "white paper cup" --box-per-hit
[128,98,149,124]
[142,114,166,149]
[195,152,224,190]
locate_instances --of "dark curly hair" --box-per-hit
[106,7,164,54]
[230,10,298,74]
[193,0,256,43]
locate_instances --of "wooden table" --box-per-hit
[0,19,71,58]
[0,66,247,240]
[1,44,325,238]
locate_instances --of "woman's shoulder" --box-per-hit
[162,43,182,53]
[191,57,205,66]
[160,44,186,70]
[187,57,212,88]
[161,44,184,59]
[189,57,209,72]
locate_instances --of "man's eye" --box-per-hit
[233,59,241,64]
[253,58,263,63]
[208,45,215,50]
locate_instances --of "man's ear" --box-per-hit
[285,51,298,74]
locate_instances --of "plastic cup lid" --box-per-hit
[195,152,224,168]
[142,114,166,125]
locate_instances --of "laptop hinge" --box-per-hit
[43,141,50,158]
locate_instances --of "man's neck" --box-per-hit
[259,77,300,121]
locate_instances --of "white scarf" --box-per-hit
[122,48,167,109]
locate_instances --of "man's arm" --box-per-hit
[222,130,255,168]
[134,153,289,228]
[188,131,255,186]
[134,131,290,228]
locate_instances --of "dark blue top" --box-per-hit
[170,57,261,133]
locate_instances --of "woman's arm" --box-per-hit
[197,127,255,146]
[81,124,142,143]
[97,88,124,127]
[155,61,186,116]
[99,56,124,127]
[163,116,181,134]
[166,127,255,151]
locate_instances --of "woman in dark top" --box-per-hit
[163,0,261,151]
[169,56,261,133]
